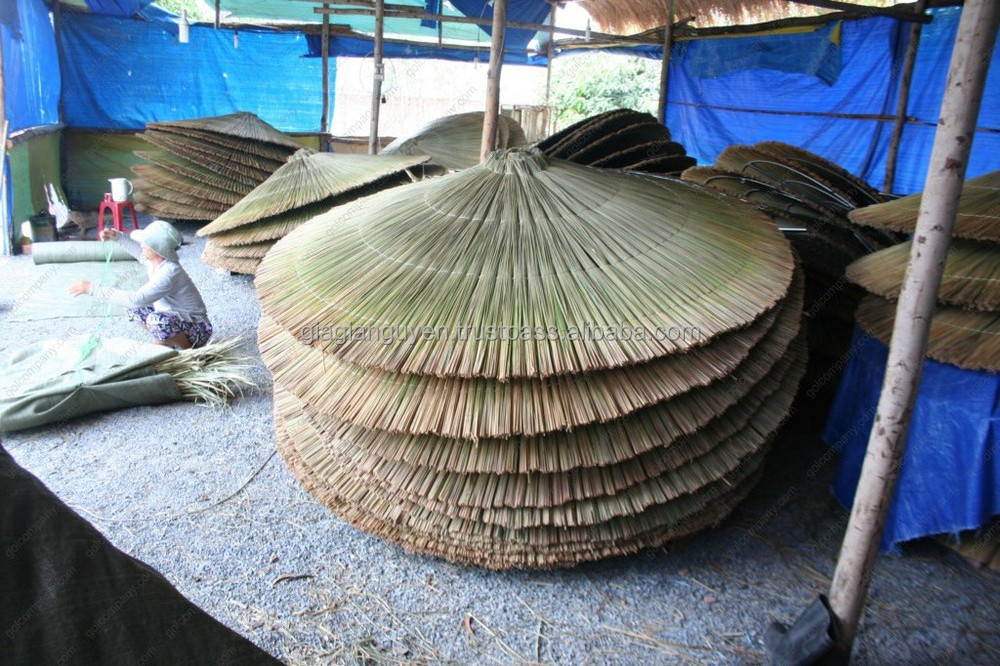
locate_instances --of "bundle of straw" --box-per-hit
[131,112,301,222]
[196,149,433,275]
[382,112,527,170]
[256,148,806,569]
[538,109,696,175]
[845,172,1000,371]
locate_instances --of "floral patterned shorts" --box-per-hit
[128,306,213,348]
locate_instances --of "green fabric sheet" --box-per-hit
[0,336,182,433]
[8,261,145,322]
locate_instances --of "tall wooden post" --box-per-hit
[480,0,508,162]
[883,0,928,194]
[321,4,330,150]
[827,0,1000,654]
[656,0,675,125]
[544,3,556,109]
[215,0,221,29]
[368,0,385,155]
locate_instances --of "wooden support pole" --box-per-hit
[788,0,932,23]
[657,0,675,125]
[215,0,221,29]
[883,0,928,194]
[321,5,331,148]
[368,0,385,155]
[827,0,1000,654]
[544,3,556,108]
[480,0,508,163]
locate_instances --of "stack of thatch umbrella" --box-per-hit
[382,111,527,170]
[131,112,302,221]
[682,142,899,395]
[845,170,1000,372]
[196,148,433,275]
[255,147,806,569]
[537,109,696,175]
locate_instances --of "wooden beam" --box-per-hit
[657,0,675,125]
[883,0,928,193]
[480,0,507,162]
[215,0,221,29]
[827,0,999,655]
[368,0,385,155]
[321,4,331,147]
[312,5,662,45]
[788,0,932,22]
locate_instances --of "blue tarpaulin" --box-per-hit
[823,328,1000,552]
[1,0,61,132]
[59,12,335,132]
[661,7,1000,194]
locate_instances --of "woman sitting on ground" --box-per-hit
[68,221,212,350]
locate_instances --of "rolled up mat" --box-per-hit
[32,240,136,264]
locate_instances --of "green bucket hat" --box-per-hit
[131,220,182,262]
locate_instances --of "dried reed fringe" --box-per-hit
[256,148,795,379]
[855,294,1000,372]
[133,192,217,221]
[130,179,232,212]
[847,239,1000,311]
[257,271,802,439]
[197,150,430,236]
[133,152,256,193]
[201,243,263,275]
[144,131,283,177]
[201,201,337,247]
[154,337,256,406]
[130,166,246,205]
[383,112,527,170]
[148,125,299,162]
[147,111,302,149]
[848,170,1000,241]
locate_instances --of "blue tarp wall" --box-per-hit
[60,12,336,132]
[2,0,61,133]
[653,6,1000,194]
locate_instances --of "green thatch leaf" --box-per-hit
[257,148,795,380]
[382,112,527,170]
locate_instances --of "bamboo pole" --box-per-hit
[0,31,8,256]
[480,0,507,163]
[827,0,1000,653]
[788,0,931,23]
[321,4,330,150]
[215,0,221,29]
[369,0,385,155]
[657,0,675,125]
[883,0,928,194]
[544,3,556,109]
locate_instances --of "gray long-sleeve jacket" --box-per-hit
[89,235,209,323]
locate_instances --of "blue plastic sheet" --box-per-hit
[661,8,1000,194]
[59,13,335,132]
[822,327,1000,552]
[83,0,155,17]
[1,0,61,132]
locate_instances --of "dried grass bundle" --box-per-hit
[148,126,298,162]
[257,149,795,379]
[144,131,281,180]
[855,294,1000,372]
[382,112,527,170]
[130,179,231,212]
[154,337,255,406]
[147,112,302,150]
[130,166,246,206]
[847,239,1000,311]
[133,191,217,221]
[133,152,255,194]
[201,242,263,275]
[200,201,337,248]
[848,170,1000,241]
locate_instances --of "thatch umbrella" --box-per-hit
[538,109,695,175]
[846,239,1000,311]
[855,294,999,372]
[133,112,301,222]
[382,112,527,170]
[848,169,1000,241]
[256,148,805,568]
[196,149,432,275]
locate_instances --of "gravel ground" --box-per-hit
[2,221,998,665]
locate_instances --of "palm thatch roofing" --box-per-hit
[537,109,695,176]
[855,295,1000,372]
[848,170,1000,241]
[846,239,1000,311]
[133,113,301,222]
[382,112,527,170]
[579,0,910,32]
[256,147,805,568]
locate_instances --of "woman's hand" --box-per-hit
[100,229,117,241]
[68,280,92,296]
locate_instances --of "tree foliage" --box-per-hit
[551,54,660,130]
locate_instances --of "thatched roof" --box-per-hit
[579,0,914,32]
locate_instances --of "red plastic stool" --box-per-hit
[98,193,139,233]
